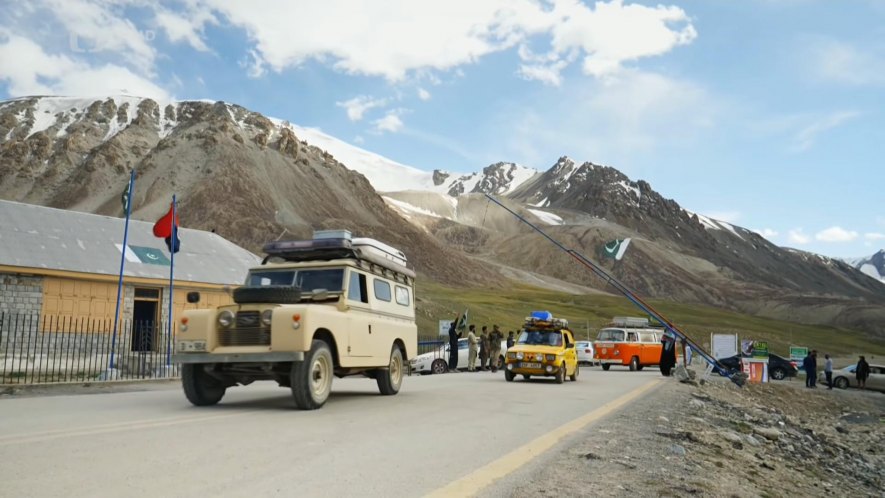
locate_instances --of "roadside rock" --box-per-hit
[754,427,782,441]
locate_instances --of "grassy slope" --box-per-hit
[414,281,885,358]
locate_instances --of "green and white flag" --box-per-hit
[603,238,632,261]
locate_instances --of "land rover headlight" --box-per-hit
[516,352,524,360]
[261,309,273,326]
[217,310,234,328]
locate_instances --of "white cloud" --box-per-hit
[0,33,169,99]
[180,0,695,82]
[753,228,778,239]
[807,38,885,86]
[787,229,811,245]
[790,110,860,152]
[417,88,431,101]
[336,96,388,122]
[815,226,858,243]
[373,110,405,133]
[353,135,365,144]
[154,6,216,52]
[863,232,885,241]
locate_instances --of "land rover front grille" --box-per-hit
[217,311,271,346]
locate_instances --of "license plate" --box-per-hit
[520,362,541,369]
[178,340,207,352]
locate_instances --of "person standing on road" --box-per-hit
[803,351,815,388]
[448,316,462,372]
[479,326,490,371]
[488,325,503,373]
[824,354,833,389]
[809,350,818,388]
[467,325,479,372]
[507,331,515,349]
[856,356,870,389]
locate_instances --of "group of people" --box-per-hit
[447,319,518,373]
[803,351,872,390]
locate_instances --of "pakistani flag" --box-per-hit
[455,309,469,332]
[603,238,632,261]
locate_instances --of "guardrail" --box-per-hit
[0,312,177,384]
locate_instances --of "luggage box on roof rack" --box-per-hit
[314,229,352,241]
[353,237,408,267]
[612,316,652,328]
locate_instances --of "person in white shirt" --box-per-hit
[824,354,834,390]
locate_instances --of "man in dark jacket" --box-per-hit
[659,332,676,376]
[802,351,818,388]
[448,316,462,372]
[856,356,871,389]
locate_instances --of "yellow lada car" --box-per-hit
[504,312,578,383]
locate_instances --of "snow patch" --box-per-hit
[617,180,641,201]
[527,209,563,226]
[382,196,441,218]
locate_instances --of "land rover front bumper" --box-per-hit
[173,352,305,364]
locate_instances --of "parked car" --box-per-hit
[409,338,507,374]
[822,364,885,392]
[716,353,798,380]
[576,341,596,365]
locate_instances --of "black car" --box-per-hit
[716,353,799,381]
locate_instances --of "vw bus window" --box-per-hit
[597,329,625,342]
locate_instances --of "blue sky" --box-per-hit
[1,0,882,258]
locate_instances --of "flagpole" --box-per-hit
[166,195,176,369]
[110,170,135,372]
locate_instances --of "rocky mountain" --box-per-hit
[2,95,883,336]
[0,95,500,286]
[846,250,885,284]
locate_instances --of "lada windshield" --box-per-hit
[597,328,625,341]
[246,268,345,292]
[518,330,563,346]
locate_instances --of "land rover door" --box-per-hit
[345,268,374,358]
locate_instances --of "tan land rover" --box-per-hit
[174,230,417,410]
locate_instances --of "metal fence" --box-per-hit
[0,312,178,384]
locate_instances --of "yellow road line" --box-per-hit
[425,379,662,498]
[0,411,258,446]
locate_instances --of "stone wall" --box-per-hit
[0,273,44,316]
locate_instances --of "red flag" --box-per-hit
[152,203,179,238]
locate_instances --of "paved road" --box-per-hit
[0,368,660,497]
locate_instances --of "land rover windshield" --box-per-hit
[246,268,345,293]
[518,330,564,346]
[597,329,625,342]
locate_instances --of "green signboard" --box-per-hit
[129,245,170,266]
[751,341,769,359]
[789,346,808,362]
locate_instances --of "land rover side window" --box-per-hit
[296,269,345,293]
[597,329,625,342]
[373,279,391,302]
[347,271,369,303]
[247,270,296,286]
[394,285,410,306]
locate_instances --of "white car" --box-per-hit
[576,341,596,365]
[410,338,508,374]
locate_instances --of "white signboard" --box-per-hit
[439,320,454,337]
[711,333,738,360]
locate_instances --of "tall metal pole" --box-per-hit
[110,170,135,370]
[166,195,176,368]
[483,194,744,386]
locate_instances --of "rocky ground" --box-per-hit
[502,372,884,498]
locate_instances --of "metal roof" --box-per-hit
[0,200,260,286]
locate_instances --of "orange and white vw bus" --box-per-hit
[593,317,667,371]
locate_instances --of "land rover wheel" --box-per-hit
[770,367,786,380]
[291,340,334,410]
[431,359,448,375]
[377,345,404,395]
[570,363,579,382]
[629,356,640,371]
[834,377,849,389]
[555,364,565,384]
[181,364,226,406]
[601,363,611,371]
[505,370,515,382]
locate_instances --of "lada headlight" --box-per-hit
[217,310,234,328]
[261,309,273,326]
[516,352,524,360]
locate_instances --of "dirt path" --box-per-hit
[488,374,884,497]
